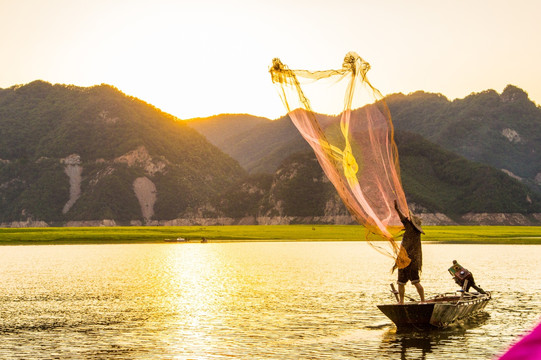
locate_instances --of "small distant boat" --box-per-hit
[378,290,491,329]
[164,237,188,243]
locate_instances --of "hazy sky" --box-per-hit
[1,0,540,119]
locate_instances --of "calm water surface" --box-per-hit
[0,242,540,359]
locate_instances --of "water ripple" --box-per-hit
[0,243,538,359]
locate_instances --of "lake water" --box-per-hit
[0,242,539,359]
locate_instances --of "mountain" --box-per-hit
[1,81,540,226]
[0,81,245,225]
[396,131,541,217]
[188,85,541,196]
[386,86,541,193]
[215,133,541,224]
[186,115,310,173]
[186,86,541,222]
[186,114,269,149]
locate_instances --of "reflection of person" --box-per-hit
[448,260,486,294]
[394,200,425,304]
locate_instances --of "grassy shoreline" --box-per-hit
[0,225,540,245]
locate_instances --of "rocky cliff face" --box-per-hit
[61,154,82,214]
[4,212,540,227]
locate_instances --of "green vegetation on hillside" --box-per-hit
[1,81,540,225]
[216,136,541,221]
[216,173,273,218]
[266,152,343,217]
[0,81,245,223]
[185,114,270,149]
[187,115,310,173]
[397,132,541,215]
[191,87,541,220]
[387,86,541,187]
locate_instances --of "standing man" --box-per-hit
[394,200,425,304]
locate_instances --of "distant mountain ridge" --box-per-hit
[187,114,310,173]
[212,133,541,226]
[187,85,541,192]
[1,81,540,226]
[186,114,269,150]
[386,85,541,191]
[186,85,541,223]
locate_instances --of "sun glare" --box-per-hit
[1,0,541,119]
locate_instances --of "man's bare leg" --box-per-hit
[413,282,425,302]
[398,283,405,304]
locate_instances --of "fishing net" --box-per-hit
[270,52,410,268]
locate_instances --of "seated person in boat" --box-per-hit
[393,200,425,304]
[448,260,486,294]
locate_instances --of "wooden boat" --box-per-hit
[377,290,491,329]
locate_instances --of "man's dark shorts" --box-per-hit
[398,264,420,285]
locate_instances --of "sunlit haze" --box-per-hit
[1,0,540,120]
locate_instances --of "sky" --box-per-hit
[1,0,541,120]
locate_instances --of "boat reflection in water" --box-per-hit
[379,312,491,360]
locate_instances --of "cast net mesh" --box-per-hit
[270,52,410,268]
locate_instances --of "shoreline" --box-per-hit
[0,225,540,245]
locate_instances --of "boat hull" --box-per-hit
[377,292,491,329]
[378,303,436,328]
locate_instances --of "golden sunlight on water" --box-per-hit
[0,242,539,359]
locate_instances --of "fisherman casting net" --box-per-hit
[270,52,411,268]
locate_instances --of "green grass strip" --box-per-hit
[0,225,540,245]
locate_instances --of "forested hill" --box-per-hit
[186,86,541,223]
[1,81,540,226]
[186,114,270,150]
[213,132,541,225]
[187,114,309,174]
[187,85,541,196]
[0,80,245,224]
[386,85,541,192]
